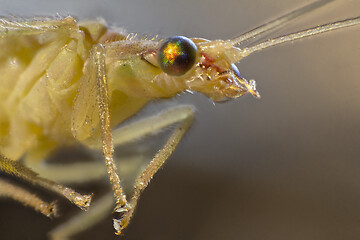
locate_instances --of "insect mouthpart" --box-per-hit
[231,64,261,99]
[213,64,260,101]
[184,40,260,101]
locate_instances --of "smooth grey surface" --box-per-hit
[0,0,360,239]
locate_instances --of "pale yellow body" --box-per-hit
[0,16,198,236]
[0,18,151,161]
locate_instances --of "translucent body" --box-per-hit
[0,19,145,161]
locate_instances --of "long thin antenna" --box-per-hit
[228,0,334,46]
[239,17,360,58]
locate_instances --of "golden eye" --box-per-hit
[158,36,197,76]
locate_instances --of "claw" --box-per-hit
[113,205,130,235]
[73,193,93,211]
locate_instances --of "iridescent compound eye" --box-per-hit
[158,36,197,76]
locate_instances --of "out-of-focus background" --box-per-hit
[0,0,360,239]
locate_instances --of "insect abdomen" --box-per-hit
[0,24,90,160]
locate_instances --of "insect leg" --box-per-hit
[44,106,193,239]
[0,154,92,211]
[89,44,130,231]
[29,104,196,185]
[0,178,57,217]
[24,158,107,184]
[100,105,195,146]
[81,43,194,234]
[48,192,114,240]
[112,105,194,234]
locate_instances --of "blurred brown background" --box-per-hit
[0,0,360,239]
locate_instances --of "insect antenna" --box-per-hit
[237,16,360,60]
[227,0,334,47]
